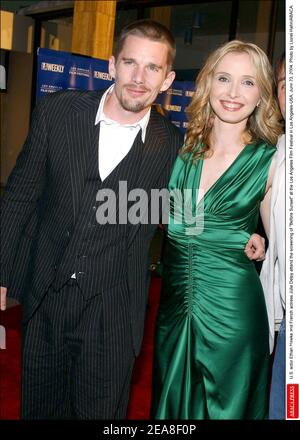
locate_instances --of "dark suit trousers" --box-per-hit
[21,280,135,419]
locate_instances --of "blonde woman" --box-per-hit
[151,40,283,420]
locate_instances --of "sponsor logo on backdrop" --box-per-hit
[94,71,113,81]
[41,62,65,73]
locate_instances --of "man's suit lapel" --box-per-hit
[66,91,103,224]
[135,109,171,189]
[127,109,171,245]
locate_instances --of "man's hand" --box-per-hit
[244,233,266,261]
[1,286,7,311]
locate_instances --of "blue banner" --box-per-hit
[37,48,113,99]
[36,48,195,133]
[155,80,195,133]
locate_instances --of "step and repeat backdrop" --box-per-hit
[36,48,195,134]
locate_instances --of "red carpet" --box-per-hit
[127,276,161,419]
[0,277,161,420]
[0,304,22,420]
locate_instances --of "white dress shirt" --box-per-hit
[95,84,151,181]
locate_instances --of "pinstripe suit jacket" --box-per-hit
[0,89,183,354]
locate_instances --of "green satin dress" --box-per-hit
[152,141,276,420]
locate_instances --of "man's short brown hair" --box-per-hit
[115,19,176,70]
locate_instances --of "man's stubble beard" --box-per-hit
[120,94,150,113]
[118,85,153,113]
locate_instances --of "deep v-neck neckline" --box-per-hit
[195,144,251,204]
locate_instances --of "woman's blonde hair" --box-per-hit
[182,40,283,160]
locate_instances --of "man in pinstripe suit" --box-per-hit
[0,20,265,419]
[0,20,182,419]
